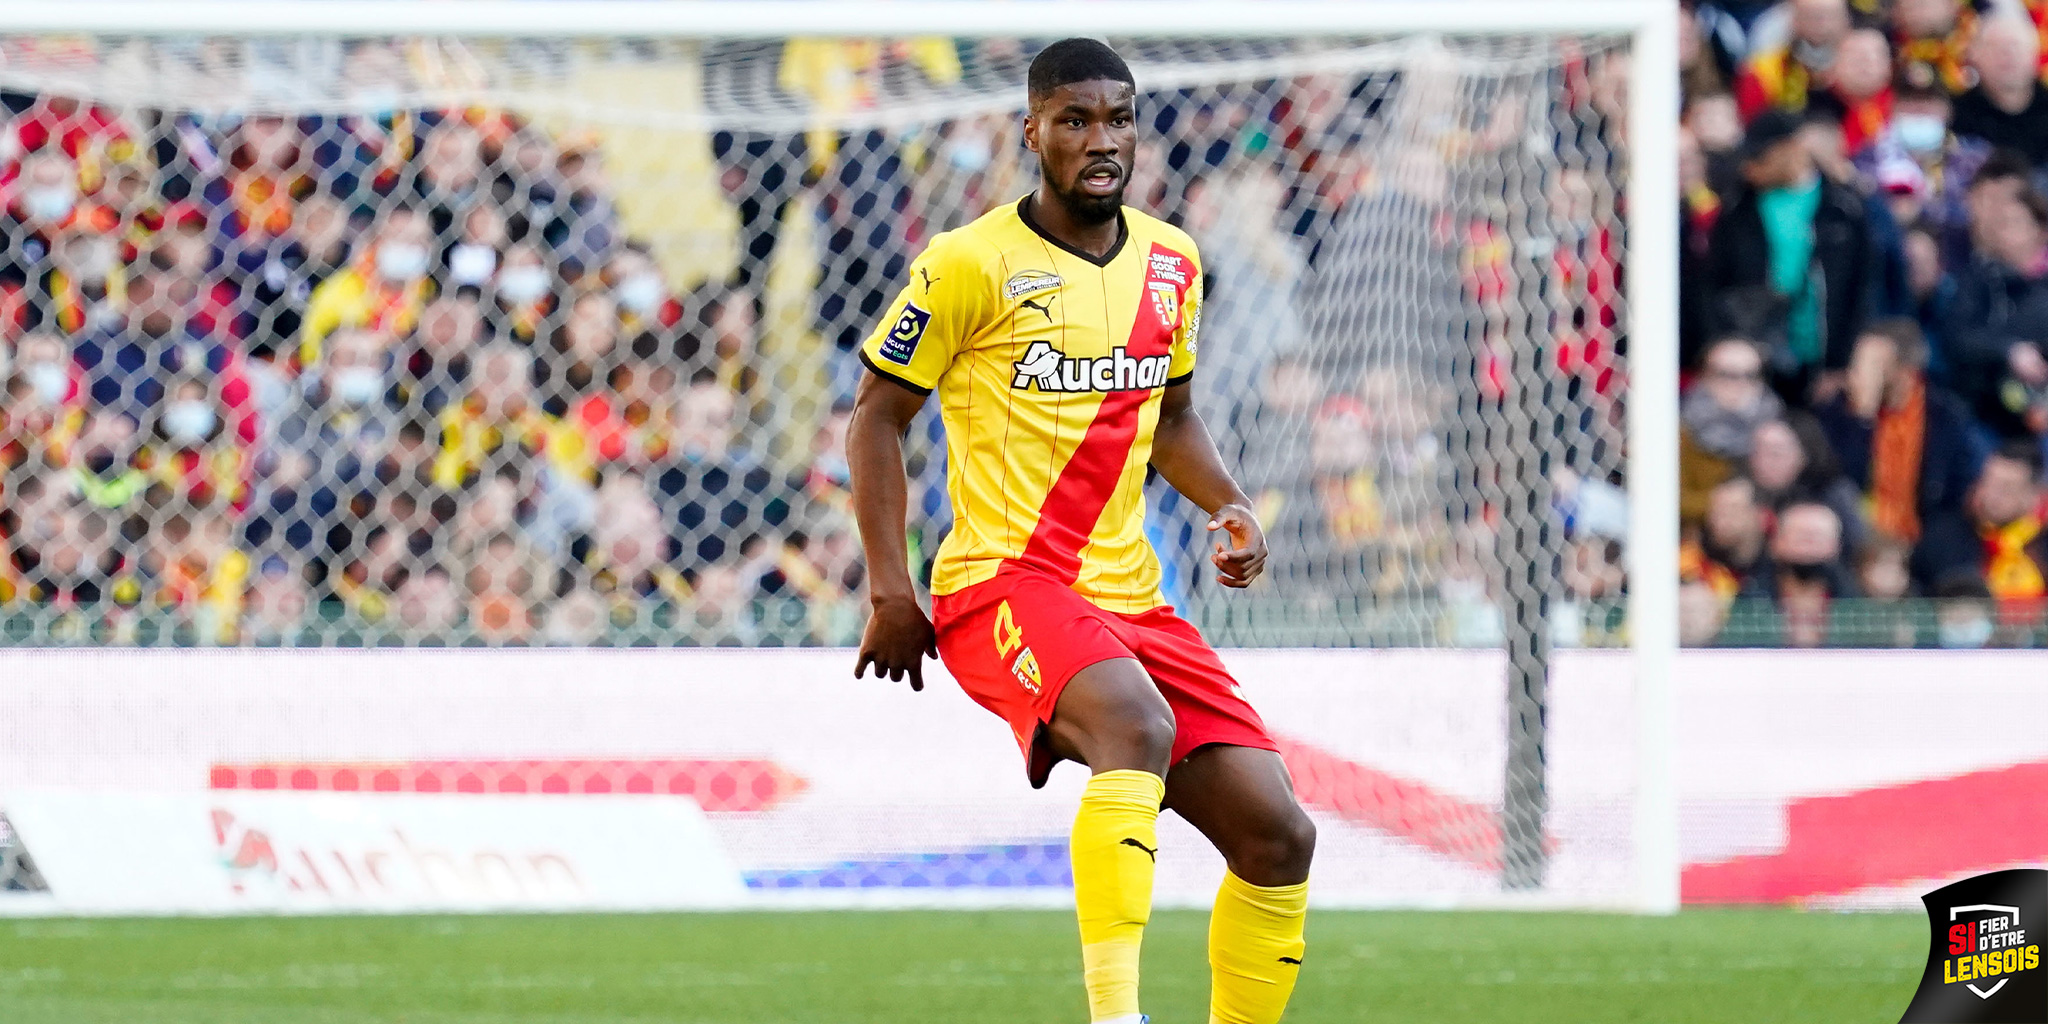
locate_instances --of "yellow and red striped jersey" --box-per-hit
[861,195,1202,614]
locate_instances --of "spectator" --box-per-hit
[1807,27,1894,154]
[1855,78,1990,272]
[678,284,761,394]
[1933,573,1998,648]
[1952,15,2048,166]
[1746,415,1865,546]
[654,370,790,568]
[1814,319,1982,585]
[1921,444,2048,605]
[1679,576,1731,646]
[465,531,542,645]
[487,242,555,345]
[1900,224,1954,374]
[393,293,482,417]
[536,291,620,421]
[1891,0,1976,95]
[443,201,509,292]
[299,205,436,366]
[64,410,148,513]
[1741,500,1860,645]
[1734,0,1854,123]
[1708,109,1877,401]
[1697,475,1776,595]
[1946,187,2048,443]
[1681,1,1741,99]
[393,563,461,636]
[1680,337,1783,522]
[243,557,311,644]
[4,150,82,272]
[260,327,401,576]
[143,505,247,639]
[1860,535,1915,602]
[582,470,671,603]
[602,243,681,336]
[430,342,585,490]
[4,331,80,456]
[149,376,248,508]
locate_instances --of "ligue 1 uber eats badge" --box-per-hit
[1901,870,2048,1023]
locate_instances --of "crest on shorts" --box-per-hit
[1011,648,1042,694]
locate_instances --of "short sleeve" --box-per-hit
[1166,267,1201,386]
[859,232,987,395]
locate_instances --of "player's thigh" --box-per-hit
[1164,744,1316,887]
[1045,656,1176,775]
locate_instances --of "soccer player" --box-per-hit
[848,38,1315,1024]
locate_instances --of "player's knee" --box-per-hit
[1234,808,1316,887]
[1125,702,1177,771]
[1096,690,1175,774]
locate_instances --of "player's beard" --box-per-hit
[1047,159,1128,225]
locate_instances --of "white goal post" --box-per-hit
[0,0,1680,914]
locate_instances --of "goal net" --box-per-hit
[0,9,1672,912]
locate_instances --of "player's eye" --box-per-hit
[1065,118,1085,129]
[1111,116,1131,128]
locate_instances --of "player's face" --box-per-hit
[1027,80,1137,224]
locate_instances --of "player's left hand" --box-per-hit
[1208,503,1267,589]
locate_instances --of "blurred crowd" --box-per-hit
[0,33,1645,648]
[1679,0,2048,646]
[0,73,874,645]
[29,18,2028,651]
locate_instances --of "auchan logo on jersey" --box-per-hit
[1011,340,1172,393]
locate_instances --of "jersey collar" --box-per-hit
[1018,193,1128,268]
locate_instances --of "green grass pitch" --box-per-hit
[0,908,1921,1023]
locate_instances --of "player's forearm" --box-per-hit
[847,406,920,605]
[1151,405,1252,516]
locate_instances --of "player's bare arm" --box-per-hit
[1150,380,1268,589]
[848,371,936,690]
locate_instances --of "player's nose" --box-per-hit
[1082,122,1119,156]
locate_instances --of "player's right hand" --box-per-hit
[855,595,938,691]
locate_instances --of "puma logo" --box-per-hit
[919,267,941,292]
[1118,838,1157,861]
[1019,295,1055,322]
[1278,956,1303,965]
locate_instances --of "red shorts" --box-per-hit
[932,566,1277,787]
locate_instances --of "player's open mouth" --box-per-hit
[1079,164,1122,196]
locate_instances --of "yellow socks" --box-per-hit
[1208,869,1309,1024]
[1070,768,1165,1023]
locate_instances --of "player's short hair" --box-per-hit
[1028,38,1135,105]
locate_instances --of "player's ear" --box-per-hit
[1022,109,1039,153]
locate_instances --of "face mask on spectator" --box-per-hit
[1938,612,1994,649]
[497,265,550,304]
[615,273,664,315]
[164,400,217,445]
[27,363,68,404]
[332,366,383,406]
[1792,40,1837,72]
[1892,114,1947,154]
[247,362,291,414]
[23,186,74,223]
[376,243,431,282]
[448,243,498,286]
